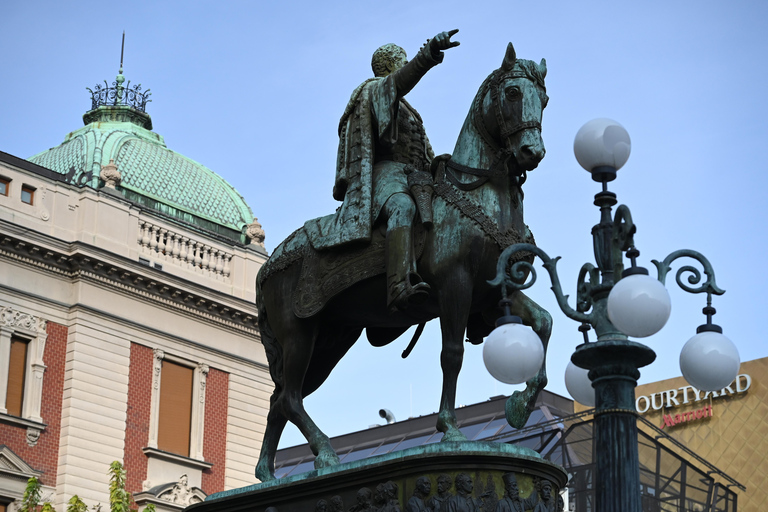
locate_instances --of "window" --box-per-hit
[147,349,208,461]
[0,177,9,197]
[5,338,28,417]
[0,305,47,428]
[157,360,194,457]
[20,185,34,205]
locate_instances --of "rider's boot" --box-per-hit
[386,225,430,312]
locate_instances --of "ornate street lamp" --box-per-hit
[482,119,739,512]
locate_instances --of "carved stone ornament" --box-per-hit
[0,306,47,333]
[100,159,122,188]
[157,474,204,506]
[246,217,266,247]
[26,427,42,447]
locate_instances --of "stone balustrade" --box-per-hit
[137,220,233,279]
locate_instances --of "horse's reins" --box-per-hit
[444,68,543,190]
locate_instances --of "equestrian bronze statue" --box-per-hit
[254,31,551,482]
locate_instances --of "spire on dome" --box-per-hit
[84,32,153,129]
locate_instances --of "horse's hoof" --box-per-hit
[440,429,469,442]
[506,389,533,428]
[255,463,276,483]
[314,450,340,469]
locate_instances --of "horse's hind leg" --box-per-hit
[278,318,340,470]
[505,289,552,428]
[255,392,288,482]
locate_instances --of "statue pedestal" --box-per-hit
[188,443,567,512]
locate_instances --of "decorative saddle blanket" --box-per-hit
[259,224,426,319]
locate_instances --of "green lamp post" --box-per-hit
[483,119,740,512]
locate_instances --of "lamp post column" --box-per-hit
[573,335,655,512]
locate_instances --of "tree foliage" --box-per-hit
[19,477,43,512]
[20,461,150,512]
[107,461,133,512]
[66,496,88,512]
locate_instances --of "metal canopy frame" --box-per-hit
[273,398,741,511]
[492,411,742,512]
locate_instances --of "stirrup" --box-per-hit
[388,274,431,312]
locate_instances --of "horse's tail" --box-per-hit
[256,266,283,397]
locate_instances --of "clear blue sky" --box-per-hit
[2,1,766,450]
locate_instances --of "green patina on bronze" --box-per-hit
[27,69,254,242]
[191,442,566,512]
[254,33,553,483]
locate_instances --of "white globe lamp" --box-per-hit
[483,317,544,385]
[564,361,595,407]
[607,272,672,338]
[680,328,740,391]
[574,118,631,182]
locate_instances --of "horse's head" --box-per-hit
[473,43,548,174]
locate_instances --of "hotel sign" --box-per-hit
[635,374,751,429]
[636,374,751,413]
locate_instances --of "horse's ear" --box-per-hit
[539,58,547,78]
[501,42,517,71]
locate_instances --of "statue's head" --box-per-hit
[330,495,344,512]
[415,477,431,497]
[455,473,473,494]
[436,474,452,494]
[372,44,408,77]
[357,487,372,505]
[502,473,520,499]
[540,480,552,501]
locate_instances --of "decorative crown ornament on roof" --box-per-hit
[86,32,152,113]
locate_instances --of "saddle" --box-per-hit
[292,223,427,318]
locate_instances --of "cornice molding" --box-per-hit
[0,234,259,334]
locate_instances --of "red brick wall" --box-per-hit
[122,346,229,495]
[201,368,228,493]
[0,321,66,487]
[124,343,152,493]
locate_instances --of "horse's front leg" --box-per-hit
[436,271,472,442]
[505,289,552,428]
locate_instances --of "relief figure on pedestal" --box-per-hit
[330,496,345,512]
[427,474,453,512]
[445,474,477,512]
[495,474,536,512]
[532,480,555,512]
[406,477,432,512]
[349,488,374,512]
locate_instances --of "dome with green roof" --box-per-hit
[29,67,255,243]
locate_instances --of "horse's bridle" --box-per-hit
[483,69,543,147]
[444,69,544,190]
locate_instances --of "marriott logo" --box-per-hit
[660,404,713,429]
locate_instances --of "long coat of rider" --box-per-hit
[303,30,460,311]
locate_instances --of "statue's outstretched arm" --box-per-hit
[394,29,460,97]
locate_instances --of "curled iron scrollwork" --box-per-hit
[86,79,152,112]
[652,249,725,297]
[576,263,599,313]
[489,243,591,324]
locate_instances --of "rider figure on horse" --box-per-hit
[312,30,460,312]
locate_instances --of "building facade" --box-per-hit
[0,68,271,512]
[634,356,767,510]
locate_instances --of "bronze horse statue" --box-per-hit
[254,43,550,482]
